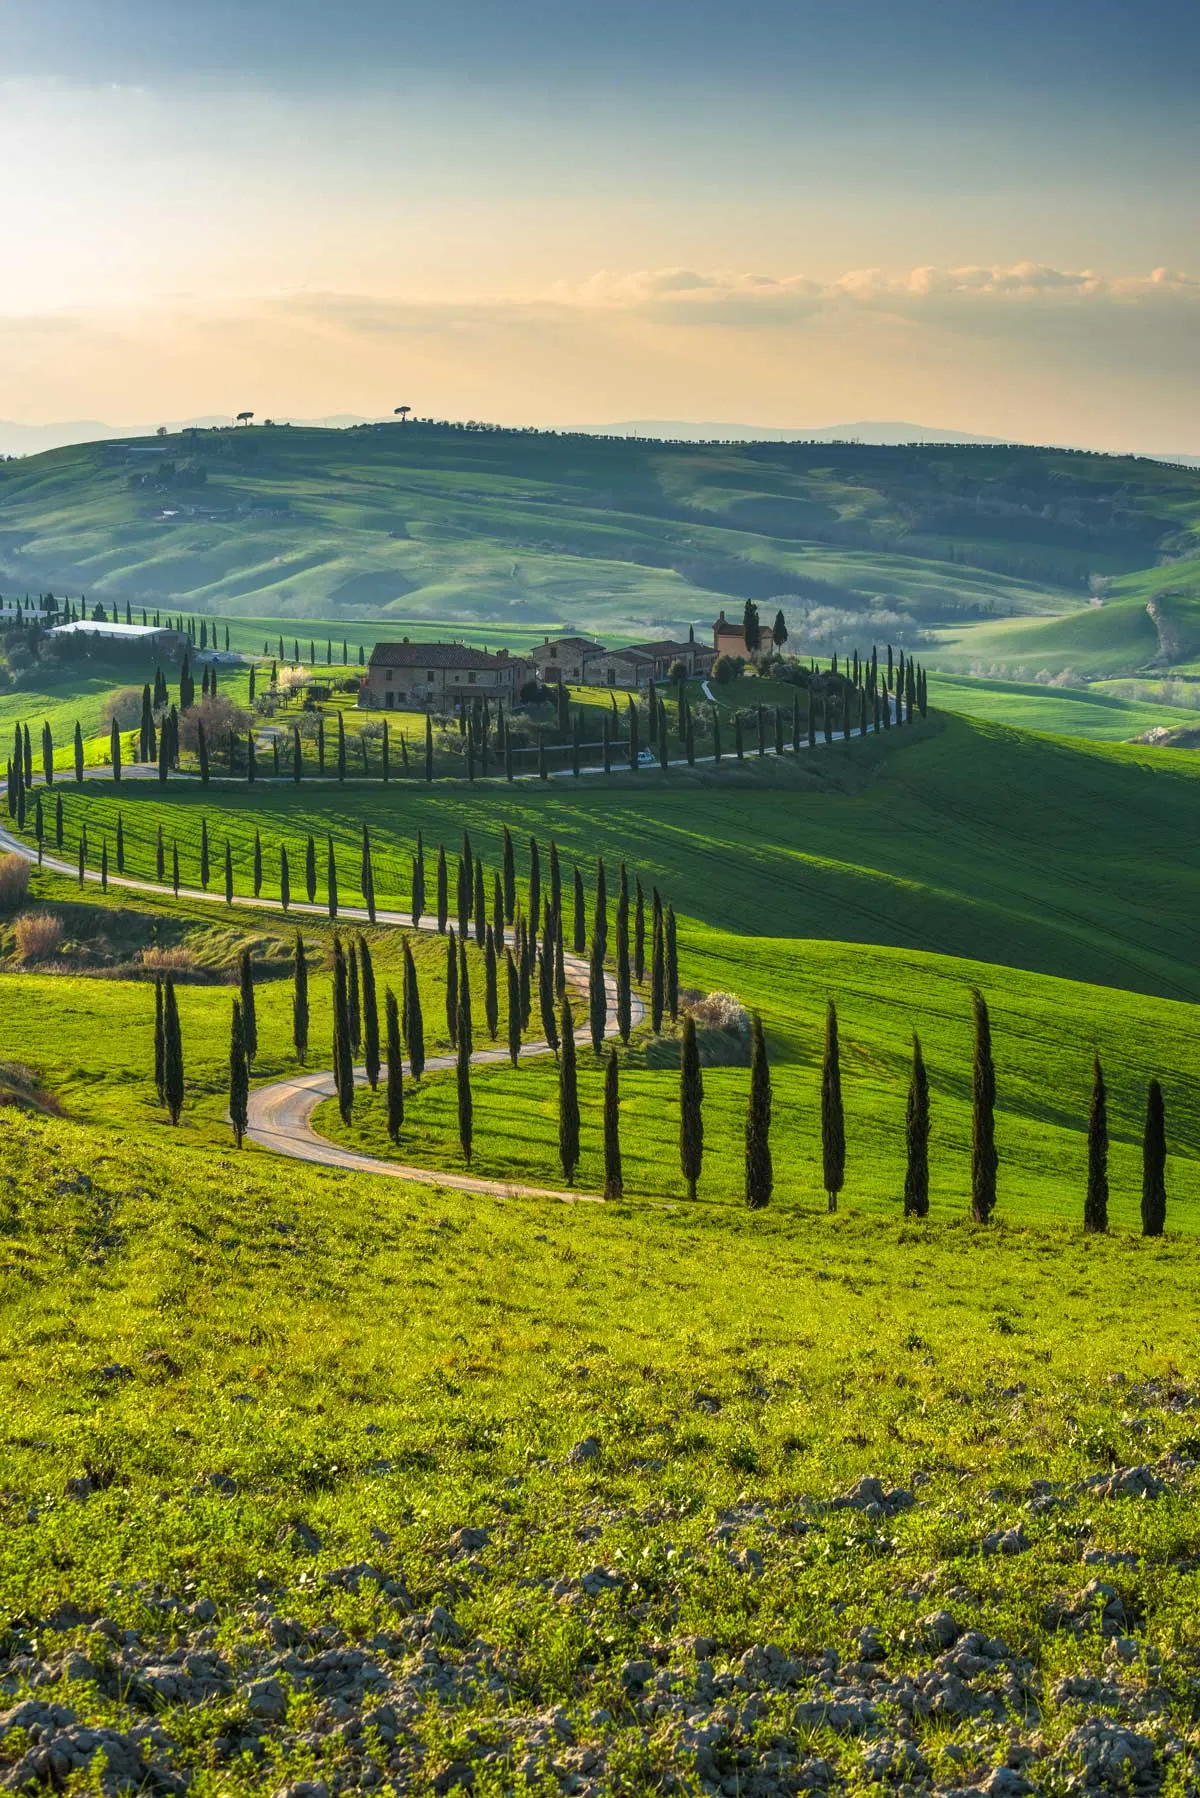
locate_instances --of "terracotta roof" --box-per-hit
[624,639,700,658]
[534,636,603,653]
[368,641,513,670]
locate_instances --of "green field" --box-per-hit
[3,647,1200,1790]
[924,672,1198,741]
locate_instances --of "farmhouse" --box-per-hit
[712,610,759,660]
[531,632,716,688]
[530,636,603,684]
[363,640,526,711]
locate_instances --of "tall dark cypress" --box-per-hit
[528,837,541,937]
[347,942,361,1053]
[904,1033,930,1218]
[326,833,338,919]
[458,937,473,1057]
[446,928,459,1047]
[336,711,346,782]
[55,791,63,849]
[238,946,258,1064]
[665,904,678,1022]
[115,812,124,874]
[821,999,846,1213]
[156,822,165,881]
[292,930,309,1063]
[484,926,499,1039]
[615,870,631,1043]
[1142,1079,1167,1237]
[634,877,646,984]
[163,976,184,1125]
[518,916,532,1027]
[73,721,83,784]
[153,977,165,1102]
[280,844,291,912]
[412,830,425,928]
[558,994,580,1183]
[359,934,380,1088]
[473,857,486,949]
[651,888,665,1032]
[424,712,434,781]
[223,839,233,905]
[1085,1054,1108,1234]
[455,998,473,1163]
[506,948,522,1066]
[603,1048,623,1200]
[229,1000,249,1149]
[385,988,403,1141]
[332,938,354,1124]
[744,1013,772,1209]
[172,840,180,897]
[403,937,425,1079]
[502,825,516,922]
[492,869,505,952]
[436,843,449,933]
[539,935,559,1054]
[971,988,998,1223]
[549,839,562,921]
[361,824,376,924]
[593,857,608,959]
[292,724,302,783]
[253,829,263,897]
[589,928,607,1056]
[679,1011,704,1200]
[200,815,210,888]
[42,720,53,787]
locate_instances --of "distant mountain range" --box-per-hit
[0,414,1196,467]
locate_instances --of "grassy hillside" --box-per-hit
[2,427,1196,647]
[27,713,1200,1002]
[925,671,1198,741]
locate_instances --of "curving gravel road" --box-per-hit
[0,818,642,1201]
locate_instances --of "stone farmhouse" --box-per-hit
[530,633,716,689]
[362,641,526,710]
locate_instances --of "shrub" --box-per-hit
[177,693,253,755]
[139,945,197,973]
[688,990,751,1037]
[101,686,145,729]
[13,911,64,962]
[712,655,743,685]
[0,855,31,910]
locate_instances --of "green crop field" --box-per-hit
[3,438,1200,1794]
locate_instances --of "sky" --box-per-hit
[1,0,1198,451]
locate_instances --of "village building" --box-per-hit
[529,636,603,684]
[362,641,526,711]
[50,619,185,653]
[580,648,654,689]
[619,638,716,680]
[711,610,761,661]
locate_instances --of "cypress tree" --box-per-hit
[332,938,354,1124]
[603,710,612,774]
[791,692,801,752]
[238,946,258,1064]
[223,839,233,905]
[73,721,83,784]
[484,926,499,1039]
[528,837,541,936]
[110,718,122,782]
[807,702,816,750]
[247,732,256,783]
[326,833,338,918]
[229,1000,249,1149]
[679,1011,704,1200]
[554,903,566,997]
[628,697,639,770]
[200,816,210,888]
[734,711,744,760]
[361,824,376,923]
[539,934,559,1054]
[412,829,425,928]
[253,829,263,897]
[548,839,562,920]
[456,1000,473,1163]
[153,977,165,1102]
[317,716,325,772]
[589,929,606,1055]
[358,934,380,1087]
[473,857,486,949]
[424,713,433,781]
[385,988,403,1141]
[280,844,291,912]
[651,889,665,1032]
[744,1013,772,1209]
[506,949,521,1065]
[436,843,448,932]
[293,930,309,1063]
[15,773,24,831]
[593,857,608,958]
[292,725,302,783]
[666,905,678,1021]
[156,822,165,881]
[42,720,53,786]
[446,928,459,1047]
[403,937,425,1079]
[971,988,998,1223]
[634,877,646,984]
[1142,1079,1167,1237]
[1085,1054,1109,1234]
[162,974,185,1124]
[381,719,390,782]
[305,833,317,904]
[603,1047,623,1200]
[492,869,505,953]
[904,1033,930,1219]
[336,713,346,783]
[502,824,516,922]
[55,791,63,849]
[458,936,473,1056]
[172,839,180,897]
[518,916,532,1027]
[615,872,631,1043]
[34,793,43,864]
[115,811,124,873]
[558,993,580,1182]
[756,703,765,758]
[821,999,846,1213]
[713,711,722,763]
[347,942,361,1053]
[194,715,207,783]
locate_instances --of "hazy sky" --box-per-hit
[2,0,1197,448]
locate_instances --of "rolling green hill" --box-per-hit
[2,427,1197,653]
